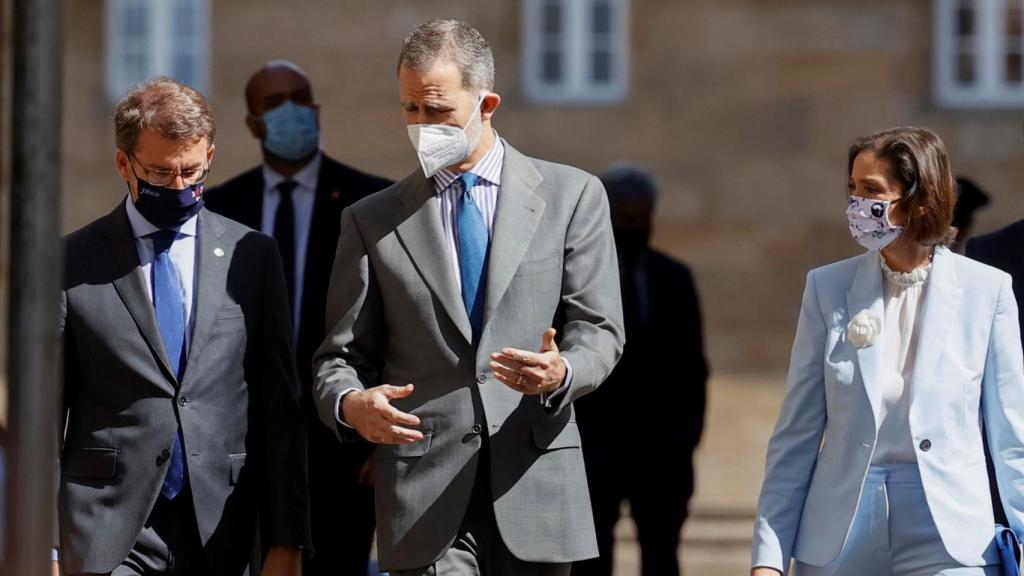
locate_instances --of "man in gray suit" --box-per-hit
[58,78,310,576]
[313,19,624,576]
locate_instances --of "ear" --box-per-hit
[481,91,501,122]
[207,142,217,165]
[114,149,132,181]
[245,114,263,140]
[115,149,137,199]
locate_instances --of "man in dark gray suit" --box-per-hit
[314,19,624,576]
[57,78,310,576]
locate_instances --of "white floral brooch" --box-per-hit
[847,311,881,348]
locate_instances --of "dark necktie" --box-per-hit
[150,230,187,500]
[274,180,297,312]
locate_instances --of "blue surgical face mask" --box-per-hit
[261,100,320,161]
[131,177,205,229]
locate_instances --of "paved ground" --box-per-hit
[609,373,786,576]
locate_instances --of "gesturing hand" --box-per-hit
[490,328,567,395]
[341,384,423,444]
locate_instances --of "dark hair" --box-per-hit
[848,127,956,246]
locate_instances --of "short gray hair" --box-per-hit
[397,19,495,94]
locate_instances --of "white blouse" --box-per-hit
[871,255,931,464]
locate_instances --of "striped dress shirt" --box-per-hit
[432,133,505,291]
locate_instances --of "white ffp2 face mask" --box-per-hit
[846,194,904,250]
[406,93,486,178]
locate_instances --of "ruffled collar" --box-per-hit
[880,254,931,287]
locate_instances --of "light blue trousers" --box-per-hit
[796,464,999,576]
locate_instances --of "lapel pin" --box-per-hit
[214,247,225,258]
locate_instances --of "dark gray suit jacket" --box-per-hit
[58,203,312,575]
[314,142,625,570]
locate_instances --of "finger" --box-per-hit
[490,362,523,384]
[490,354,527,373]
[499,347,542,366]
[491,363,543,392]
[385,424,424,442]
[374,425,423,444]
[540,328,558,352]
[382,404,421,427]
[379,383,415,400]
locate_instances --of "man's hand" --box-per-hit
[341,384,423,444]
[751,568,783,576]
[261,545,301,576]
[490,328,566,395]
[52,561,60,576]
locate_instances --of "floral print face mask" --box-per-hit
[846,194,904,251]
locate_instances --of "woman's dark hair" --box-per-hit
[848,127,956,246]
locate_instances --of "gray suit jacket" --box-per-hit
[313,142,624,570]
[59,204,312,575]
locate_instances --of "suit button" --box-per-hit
[919,439,931,452]
[160,448,171,461]
[471,424,482,434]
[178,396,188,406]
[476,374,486,384]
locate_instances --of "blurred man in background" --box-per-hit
[204,60,391,576]
[574,164,709,576]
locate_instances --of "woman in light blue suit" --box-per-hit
[751,127,1024,576]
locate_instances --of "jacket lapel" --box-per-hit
[845,250,885,427]
[394,173,474,344]
[909,247,962,401]
[104,203,177,393]
[481,143,545,333]
[179,209,228,387]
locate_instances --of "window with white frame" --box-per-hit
[105,0,210,103]
[934,0,1024,108]
[522,0,630,105]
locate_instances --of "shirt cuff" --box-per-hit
[52,548,59,562]
[541,356,573,408]
[334,388,360,429]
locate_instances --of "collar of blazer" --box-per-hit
[394,140,547,345]
[845,246,962,429]
[103,202,229,392]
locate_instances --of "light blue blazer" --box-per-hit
[752,247,1024,573]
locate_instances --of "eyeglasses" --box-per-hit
[129,152,210,187]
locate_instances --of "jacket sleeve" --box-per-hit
[545,175,625,416]
[751,270,828,574]
[312,207,385,439]
[983,273,1024,538]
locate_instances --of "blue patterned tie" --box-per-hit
[456,172,488,342]
[150,230,187,500]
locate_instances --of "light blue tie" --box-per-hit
[150,230,187,500]
[456,172,488,342]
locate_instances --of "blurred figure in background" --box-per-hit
[950,177,990,253]
[965,217,1024,344]
[204,60,391,576]
[573,164,708,576]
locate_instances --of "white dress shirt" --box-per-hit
[261,151,321,339]
[124,196,198,346]
[872,255,931,464]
